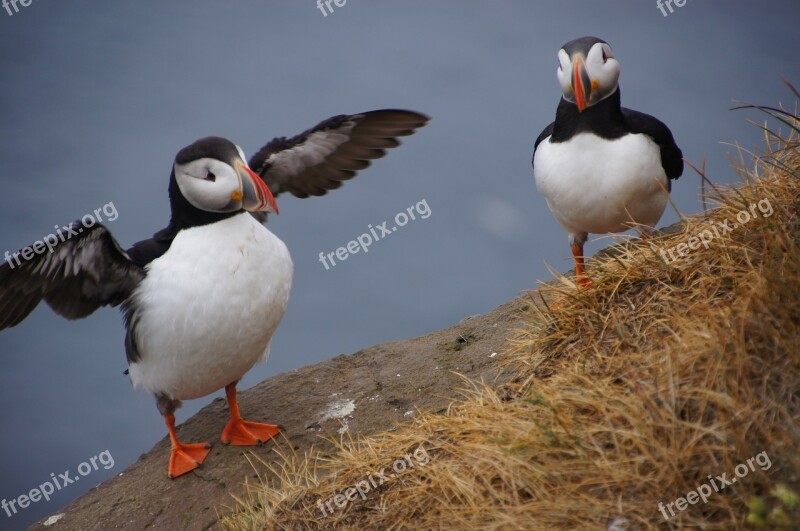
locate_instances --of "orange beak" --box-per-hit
[571,56,590,112]
[236,161,279,214]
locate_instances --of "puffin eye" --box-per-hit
[205,171,216,182]
[602,50,609,63]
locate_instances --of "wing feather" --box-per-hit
[248,109,429,200]
[0,222,144,330]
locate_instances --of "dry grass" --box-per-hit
[221,104,800,530]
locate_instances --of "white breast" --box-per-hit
[534,132,669,237]
[127,213,293,401]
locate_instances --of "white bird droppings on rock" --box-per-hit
[43,514,65,526]
[320,398,356,422]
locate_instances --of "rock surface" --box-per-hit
[32,300,525,530]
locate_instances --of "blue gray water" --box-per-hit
[1,1,798,528]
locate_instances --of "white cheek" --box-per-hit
[594,60,621,92]
[556,50,572,94]
[557,66,573,96]
[176,174,239,212]
[557,67,571,93]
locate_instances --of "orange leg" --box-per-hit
[165,414,211,479]
[571,243,592,287]
[221,384,282,446]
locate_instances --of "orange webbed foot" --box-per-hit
[164,413,210,479]
[168,441,211,479]
[221,418,281,446]
[221,383,282,446]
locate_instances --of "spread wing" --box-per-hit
[0,222,144,330]
[248,109,429,199]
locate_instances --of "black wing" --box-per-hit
[125,224,179,268]
[248,109,429,199]
[0,222,144,330]
[622,108,683,182]
[532,121,555,170]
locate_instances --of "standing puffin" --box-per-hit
[0,109,428,478]
[533,36,683,286]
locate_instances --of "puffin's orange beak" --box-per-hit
[235,161,279,214]
[571,56,591,112]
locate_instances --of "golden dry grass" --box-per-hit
[221,106,800,530]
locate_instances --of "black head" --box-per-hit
[174,136,243,167]
[168,136,278,229]
[556,36,621,112]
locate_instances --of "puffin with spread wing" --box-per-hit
[0,109,428,478]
